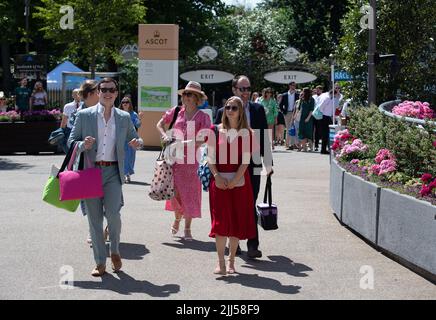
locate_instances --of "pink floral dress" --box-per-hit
[162,106,211,218]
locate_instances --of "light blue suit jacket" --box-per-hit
[68,104,140,184]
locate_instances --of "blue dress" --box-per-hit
[124,111,141,176]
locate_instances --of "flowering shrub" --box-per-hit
[419,174,436,197]
[392,100,435,120]
[21,109,62,122]
[335,105,436,205]
[0,111,21,122]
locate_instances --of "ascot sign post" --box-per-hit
[137,24,179,147]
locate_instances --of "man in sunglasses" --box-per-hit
[214,75,273,259]
[69,78,143,277]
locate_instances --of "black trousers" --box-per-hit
[320,115,333,152]
[247,165,261,250]
[313,119,322,148]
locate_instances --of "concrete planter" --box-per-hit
[330,158,345,220]
[342,172,380,244]
[378,188,436,275]
[330,160,436,277]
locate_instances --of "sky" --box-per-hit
[222,0,262,9]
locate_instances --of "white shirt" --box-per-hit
[63,100,80,128]
[287,90,296,112]
[96,103,117,161]
[312,94,321,106]
[317,92,343,117]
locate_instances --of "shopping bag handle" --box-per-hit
[263,175,273,206]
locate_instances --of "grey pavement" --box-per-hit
[0,147,435,300]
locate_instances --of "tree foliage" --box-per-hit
[337,0,436,106]
[260,0,349,61]
[34,0,146,77]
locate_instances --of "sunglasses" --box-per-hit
[236,86,251,92]
[182,92,195,97]
[100,87,117,93]
[121,101,130,104]
[225,105,239,112]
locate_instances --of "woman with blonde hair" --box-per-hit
[207,96,258,275]
[156,81,211,241]
[30,81,48,111]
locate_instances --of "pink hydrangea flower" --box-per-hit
[392,101,435,119]
[351,159,360,164]
[421,173,433,183]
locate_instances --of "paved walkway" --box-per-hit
[0,147,435,299]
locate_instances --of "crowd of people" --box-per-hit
[41,74,347,278]
[251,81,345,154]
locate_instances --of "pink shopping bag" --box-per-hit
[59,143,104,201]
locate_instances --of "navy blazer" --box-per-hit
[279,91,300,115]
[214,101,272,169]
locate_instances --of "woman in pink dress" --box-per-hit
[207,96,257,275]
[156,81,211,240]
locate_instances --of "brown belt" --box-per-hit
[95,161,118,167]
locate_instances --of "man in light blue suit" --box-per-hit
[69,78,143,277]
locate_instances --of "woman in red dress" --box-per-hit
[207,96,257,275]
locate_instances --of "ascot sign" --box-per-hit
[264,70,316,84]
[180,70,234,84]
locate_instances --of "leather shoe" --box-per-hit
[247,248,262,259]
[91,265,106,277]
[111,253,122,272]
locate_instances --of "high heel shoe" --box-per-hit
[171,218,182,236]
[183,228,193,241]
[213,259,227,275]
[227,258,236,274]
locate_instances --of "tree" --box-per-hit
[143,0,228,60]
[337,0,436,106]
[34,0,146,78]
[260,0,349,61]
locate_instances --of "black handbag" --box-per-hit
[256,176,278,230]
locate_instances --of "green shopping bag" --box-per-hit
[42,141,80,212]
[42,175,80,212]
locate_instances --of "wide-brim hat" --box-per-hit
[177,81,207,99]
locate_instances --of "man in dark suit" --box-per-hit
[215,75,273,259]
[278,82,300,150]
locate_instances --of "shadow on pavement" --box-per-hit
[240,255,312,277]
[162,239,216,252]
[0,158,34,170]
[71,271,180,297]
[217,272,301,295]
[105,243,149,260]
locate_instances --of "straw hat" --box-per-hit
[177,81,207,99]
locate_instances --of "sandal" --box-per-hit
[183,228,193,241]
[213,259,227,275]
[227,258,236,274]
[171,218,182,236]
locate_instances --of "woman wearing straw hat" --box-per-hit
[156,81,211,240]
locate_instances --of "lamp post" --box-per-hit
[368,0,377,106]
[24,0,30,54]
[329,53,336,125]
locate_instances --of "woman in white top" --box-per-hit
[30,81,48,111]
